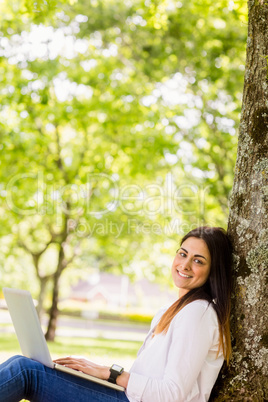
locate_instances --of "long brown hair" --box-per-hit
[154,226,233,364]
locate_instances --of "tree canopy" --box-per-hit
[0,0,248,337]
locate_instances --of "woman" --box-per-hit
[0,226,233,402]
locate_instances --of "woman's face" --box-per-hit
[171,236,211,298]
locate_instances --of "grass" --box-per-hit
[0,332,142,364]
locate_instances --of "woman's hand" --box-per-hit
[53,357,110,380]
[54,356,130,388]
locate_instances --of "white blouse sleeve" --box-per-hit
[126,302,221,402]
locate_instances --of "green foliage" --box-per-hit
[0,0,247,297]
[96,311,153,324]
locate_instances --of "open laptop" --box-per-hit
[3,287,125,392]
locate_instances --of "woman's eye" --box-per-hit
[176,249,185,255]
[179,252,186,257]
[194,258,203,264]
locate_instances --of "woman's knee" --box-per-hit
[12,355,30,364]
[8,355,40,372]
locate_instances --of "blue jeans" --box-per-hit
[0,355,130,402]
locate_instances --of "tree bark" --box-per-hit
[36,276,50,318]
[45,245,65,341]
[45,272,60,341]
[211,0,268,400]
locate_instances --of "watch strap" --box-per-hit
[108,365,124,384]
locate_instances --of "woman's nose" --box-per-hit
[180,259,191,270]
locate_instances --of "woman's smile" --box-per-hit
[177,270,192,278]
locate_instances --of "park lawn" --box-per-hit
[0,332,142,365]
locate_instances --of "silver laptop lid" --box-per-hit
[3,288,54,368]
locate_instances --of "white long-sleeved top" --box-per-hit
[125,300,224,402]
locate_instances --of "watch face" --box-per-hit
[111,364,123,372]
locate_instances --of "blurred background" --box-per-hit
[0,0,247,367]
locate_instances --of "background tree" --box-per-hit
[211,0,268,400]
[0,0,247,340]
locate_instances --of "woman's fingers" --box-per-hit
[53,356,109,380]
[54,357,93,366]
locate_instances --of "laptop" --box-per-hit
[3,287,125,392]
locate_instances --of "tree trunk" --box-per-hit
[36,276,49,319]
[45,272,60,341]
[45,246,65,341]
[211,1,268,400]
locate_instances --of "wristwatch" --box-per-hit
[108,364,124,384]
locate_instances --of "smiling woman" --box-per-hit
[154,227,232,366]
[0,227,233,402]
